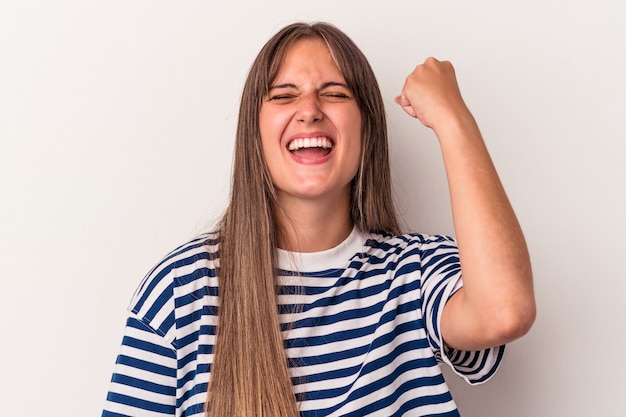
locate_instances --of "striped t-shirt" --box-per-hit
[103,227,504,416]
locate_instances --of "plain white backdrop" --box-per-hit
[1,1,624,415]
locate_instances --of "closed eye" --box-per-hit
[325,92,350,98]
[320,81,353,100]
[320,91,353,102]
[268,94,296,101]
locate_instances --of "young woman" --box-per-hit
[103,22,535,417]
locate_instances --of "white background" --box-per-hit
[1,1,625,416]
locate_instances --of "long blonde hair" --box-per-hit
[207,22,400,417]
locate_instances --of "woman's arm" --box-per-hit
[396,58,536,351]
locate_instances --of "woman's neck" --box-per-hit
[274,191,353,253]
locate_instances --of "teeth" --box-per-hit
[288,137,333,151]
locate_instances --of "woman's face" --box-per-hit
[259,38,362,207]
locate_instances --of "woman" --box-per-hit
[103,22,535,417]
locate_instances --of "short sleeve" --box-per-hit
[102,315,177,416]
[102,234,216,416]
[420,235,505,384]
[103,247,182,416]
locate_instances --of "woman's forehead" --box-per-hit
[270,38,345,85]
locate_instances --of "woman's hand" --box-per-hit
[394,57,471,132]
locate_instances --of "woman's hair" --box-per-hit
[207,22,400,417]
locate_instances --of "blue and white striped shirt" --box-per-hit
[103,227,504,416]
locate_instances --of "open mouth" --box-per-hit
[287,136,333,158]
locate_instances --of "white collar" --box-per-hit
[276,226,367,272]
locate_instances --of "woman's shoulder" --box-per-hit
[358,230,459,272]
[128,232,220,321]
[365,229,457,251]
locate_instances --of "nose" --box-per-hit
[296,94,323,123]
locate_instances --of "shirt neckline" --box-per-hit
[276,226,368,272]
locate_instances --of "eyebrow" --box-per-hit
[268,81,351,90]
